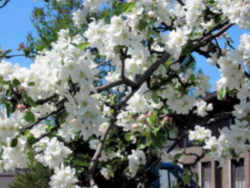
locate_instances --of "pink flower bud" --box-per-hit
[16,104,26,111]
[70,119,77,123]
[147,111,153,117]
[132,123,138,129]
[162,116,171,124]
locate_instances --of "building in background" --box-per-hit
[0,172,13,188]
[172,147,250,188]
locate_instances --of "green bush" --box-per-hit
[9,161,52,188]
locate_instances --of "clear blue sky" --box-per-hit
[0,0,43,66]
[0,2,249,90]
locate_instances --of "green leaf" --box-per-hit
[100,9,111,22]
[147,112,157,125]
[33,8,44,18]
[113,45,125,54]
[4,101,15,117]
[23,93,36,107]
[183,170,192,185]
[0,75,4,83]
[26,133,36,145]
[27,150,35,161]
[146,137,152,147]
[121,2,135,12]
[12,78,21,86]
[3,83,10,90]
[152,126,161,135]
[174,153,183,161]
[151,92,159,103]
[77,42,89,51]
[73,160,89,167]
[24,110,36,123]
[28,82,35,86]
[193,140,203,146]
[2,49,12,58]
[189,74,196,83]
[124,133,131,142]
[11,138,18,147]
[164,59,172,70]
[114,2,135,15]
[138,19,148,30]
[207,0,217,6]
[217,88,227,100]
[137,144,146,150]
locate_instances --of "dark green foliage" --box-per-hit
[23,0,82,56]
[24,110,36,123]
[9,162,52,188]
[8,2,81,187]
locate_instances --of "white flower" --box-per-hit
[89,139,99,150]
[238,34,250,69]
[34,137,72,169]
[216,0,250,28]
[83,0,103,12]
[185,0,206,27]
[2,136,28,171]
[216,54,245,90]
[163,27,191,59]
[30,124,48,138]
[100,167,114,180]
[204,136,217,150]
[49,165,79,188]
[195,100,213,117]
[0,111,20,142]
[189,125,212,141]
[128,150,146,177]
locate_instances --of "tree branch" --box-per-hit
[0,0,10,8]
[21,106,64,134]
[201,22,234,44]
[136,53,170,86]
[35,94,58,105]
[88,52,172,186]
[179,149,206,166]
[85,17,233,188]
[176,0,185,6]
[34,107,65,142]
[1,54,35,59]
[96,79,124,92]
[88,111,117,187]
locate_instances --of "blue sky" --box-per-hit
[195,26,250,90]
[0,0,43,66]
[0,2,249,90]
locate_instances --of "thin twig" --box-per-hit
[136,53,170,86]
[35,94,58,105]
[200,23,233,44]
[96,79,124,92]
[176,0,185,6]
[2,54,35,59]
[88,112,117,187]
[0,0,10,8]
[88,52,172,186]
[21,106,64,134]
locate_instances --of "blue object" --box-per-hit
[151,162,197,188]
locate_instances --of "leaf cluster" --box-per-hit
[9,161,51,188]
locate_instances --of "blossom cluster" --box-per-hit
[189,34,250,160]
[0,29,105,187]
[128,149,146,177]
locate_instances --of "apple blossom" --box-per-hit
[0,0,249,187]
